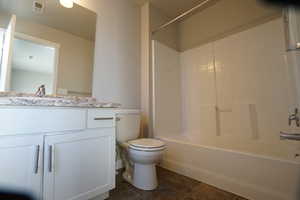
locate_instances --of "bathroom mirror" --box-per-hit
[0,0,96,96]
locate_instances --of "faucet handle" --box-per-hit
[289,108,300,127]
[35,85,46,97]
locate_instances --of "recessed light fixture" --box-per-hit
[59,0,74,8]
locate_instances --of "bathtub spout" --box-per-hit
[280,132,300,141]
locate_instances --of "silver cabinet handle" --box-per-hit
[48,145,53,172]
[33,145,40,174]
[94,117,114,121]
[280,132,300,141]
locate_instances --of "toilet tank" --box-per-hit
[116,110,141,143]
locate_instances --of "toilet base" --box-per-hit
[118,142,164,191]
[133,163,158,190]
[122,170,133,184]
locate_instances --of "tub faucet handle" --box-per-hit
[289,108,300,127]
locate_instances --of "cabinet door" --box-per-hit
[0,135,43,199]
[44,128,115,200]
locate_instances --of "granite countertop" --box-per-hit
[0,92,121,108]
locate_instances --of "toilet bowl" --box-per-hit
[128,139,166,190]
[116,110,166,190]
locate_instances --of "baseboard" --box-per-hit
[116,159,123,170]
[89,192,109,200]
[160,159,289,200]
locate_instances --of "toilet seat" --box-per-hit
[129,145,166,152]
[128,138,165,152]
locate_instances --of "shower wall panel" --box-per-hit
[154,18,300,161]
[153,41,182,137]
[180,18,297,160]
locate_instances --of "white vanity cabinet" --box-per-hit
[43,129,115,200]
[0,107,116,200]
[0,135,44,198]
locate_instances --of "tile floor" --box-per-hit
[108,167,248,200]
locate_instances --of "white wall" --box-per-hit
[140,3,151,137]
[75,0,141,108]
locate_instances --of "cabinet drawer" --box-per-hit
[0,108,86,135]
[87,109,115,128]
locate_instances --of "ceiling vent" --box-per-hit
[32,1,45,14]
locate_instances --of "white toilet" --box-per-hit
[116,110,166,190]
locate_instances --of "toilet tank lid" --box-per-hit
[128,138,165,148]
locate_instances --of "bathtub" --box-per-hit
[156,135,300,200]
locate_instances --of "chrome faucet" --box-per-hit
[35,85,46,97]
[280,108,300,142]
[289,108,300,127]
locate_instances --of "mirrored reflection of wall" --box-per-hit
[0,0,96,96]
[11,69,53,94]
[14,18,95,95]
[0,29,3,78]
[11,38,55,94]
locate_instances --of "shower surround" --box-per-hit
[152,18,300,200]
